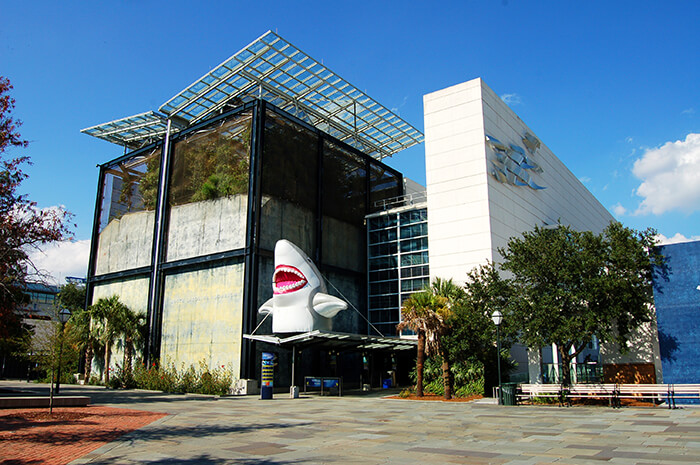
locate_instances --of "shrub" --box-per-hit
[411,357,485,397]
[130,359,234,395]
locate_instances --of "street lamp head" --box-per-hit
[491,309,503,326]
[59,308,71,324]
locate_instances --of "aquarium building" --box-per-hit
[84,31,651,387]
[82,31,424,386]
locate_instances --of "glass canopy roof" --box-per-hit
[82,31,424,159]
[81,111,175,148]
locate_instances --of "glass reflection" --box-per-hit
[95,147,160,275]
[166,111,252,261]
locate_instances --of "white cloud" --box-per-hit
[656,233,700,245]
[391,95,409,114]
[632,133,700,215]
[500,93,522,105]
[611,203,627,216]
[681,108,695,115]
[579,176,591,184]
[28,239,91,285]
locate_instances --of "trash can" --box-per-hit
[500,383,518,406]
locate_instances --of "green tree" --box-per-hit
[429,278,463,399]
[57,282,86,314]
[115,307,146,382]
[90,295,143,385]
[500,222,664,385]
[444,264,514,393]
[397,290,451,398]
[66,302,100,382]
[1,76,72,363]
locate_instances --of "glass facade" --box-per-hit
[366,207,429,336]
[321,141,367,272]
[166,111,252,261]
[260,111,318,256]
[94,146,160,274]
[88,100,403,378]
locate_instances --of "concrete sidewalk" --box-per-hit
[3,380,700,464]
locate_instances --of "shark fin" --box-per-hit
[259,298,274,315]
[312,293,347,319]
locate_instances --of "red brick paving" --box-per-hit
[0,406,167,465]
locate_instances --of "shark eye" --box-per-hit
[273,265,308,295]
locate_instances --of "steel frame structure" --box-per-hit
[82,31,423,160]
[87,99,403,379]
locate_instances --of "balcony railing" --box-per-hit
[541,363,603,384]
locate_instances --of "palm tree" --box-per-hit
[90,295,132,385]
[115,308,146,380]
[429,278,463,399]
[67,306,101,383]
[397,290,448,397]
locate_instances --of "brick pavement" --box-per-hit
[0,406,167,465]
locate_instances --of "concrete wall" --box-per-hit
[160,262,245,377]
[167,195,247,262]
[259,196,315,255]
[322,216,364,273]
[599,317,663,383]
[95,210,155,275]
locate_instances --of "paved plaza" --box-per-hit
[2,381,700,464]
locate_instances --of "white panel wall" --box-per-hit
[424,78,614,284]
[479,80,614,262]
[424,79,493,284]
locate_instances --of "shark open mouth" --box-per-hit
[273,265,308,295]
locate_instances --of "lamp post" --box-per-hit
[491,310,503,405]
[54,308,71,395]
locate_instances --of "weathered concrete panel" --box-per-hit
[95,210,155,275]
[92,277,150,311]
[161,263,245,377]
[167,195,247,261]
[322,216,364,273]
[259,196,315,255]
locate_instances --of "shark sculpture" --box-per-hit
[259,240,347,333]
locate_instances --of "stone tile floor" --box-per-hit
[2,381,699,464]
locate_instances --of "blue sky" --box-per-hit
[2,1,699,281]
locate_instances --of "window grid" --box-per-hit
[367,207,428,336]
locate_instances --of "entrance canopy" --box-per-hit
[244,330,416,352]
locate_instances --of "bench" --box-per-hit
[518,383,619,407]
[303,377,342,396]
[0,396,91,409]
[518,383,700,408]
[662,384,700,408]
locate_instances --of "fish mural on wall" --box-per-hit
[486,132,546,190]
[259,240,347,333]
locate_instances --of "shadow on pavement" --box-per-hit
[86,455,307,465]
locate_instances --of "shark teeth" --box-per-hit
[273,265,308,295]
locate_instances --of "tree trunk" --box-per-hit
[124,340,133,378]
[104,341,111,385]
[416,330,426,397]
[84,345,93,382]
[439,345,453,400]
[559,346,572,386]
